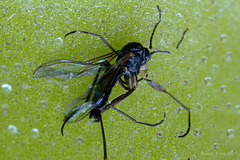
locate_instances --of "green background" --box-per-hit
[1,0,240,160]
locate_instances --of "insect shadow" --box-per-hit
[33,5,190,160]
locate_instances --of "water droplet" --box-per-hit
[88,84,92,89]
[40,100,47,108]
[2,84,12,93]
[156,131,163,139]
[204,77,212,86]
[76,136,83,144]
[236,105,240,114]
[55,37,63,45]
[81,7,88,14]
[195,103,202,110]
[193,128,201,136]
[168,82,172,86]
[206,43,212,50]
[8,125,18,134]
[1,65,8,74]
[145,151,150,156]
[211,64,217,71]
[213,105,218,110]
[234,76,239,82]
[15,63,21,71]
[201,56,208,63]
[220,85,227,93]
[36,6,44,15]
[22,83,29,89]
[31,128,39,139]
[63,16,69,24]
[177,107,182,114]
[227,103,231,109]
[220,34,228,43]
[127,149,132,154]
[54,3,61,11]
[225,51,232,61]
[211,0,216,5]
[213,143,219,149]
[62,84,68,90]
[183,79,189,85]
[227,129,235,138]
[179,130,184,136]
[40,40,46,48]
[1,103,9,115]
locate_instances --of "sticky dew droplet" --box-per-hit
[213,143,219,149]
[177,107,182,114]
[183,79,189,85]
[40,100,47,109]
[36,6,45,15]
[204,77,212,86]
[156,131,163,139]
[14,63,22,71]
[2,84,12,94]
[220,85,227,93]
[193,128,201,136]
[227,103,231,109]
[201,56,208,63]
[212,64,218,71]
[31,128,39,139]
[220,34,228,43]
[76,136,83,144]
[235,105,240,114]
[1,103,9,115]
[55,37,63,46]
[1,65,8,74]
[8,125,18,134]
[227,129,235,138]
[213,105,218,110]
[195,103,202,111]
[62,84,68,90]
[225,51,232,62]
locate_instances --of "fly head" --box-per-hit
[118,42,151,64]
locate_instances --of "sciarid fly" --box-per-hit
[33,5,190,160]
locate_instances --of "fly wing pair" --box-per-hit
[33,51,130,124]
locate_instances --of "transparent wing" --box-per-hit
[63,92,94,123]
[33,52,117,79]
[63,52,130,123]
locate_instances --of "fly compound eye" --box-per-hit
[145,48,151,62]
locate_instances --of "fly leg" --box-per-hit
[100,114,107,160]
[89,109,107,160]
[64,30,116,52]
[145,79,191,137]
[118,78,130,90]
[105,87,166,127]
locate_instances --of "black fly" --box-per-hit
[33,6,190,160]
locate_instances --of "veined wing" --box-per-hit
[63,92,93,123]
[62,52,131,124]
[33,51,117,79]
[61,92,95,135]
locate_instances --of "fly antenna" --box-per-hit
[150,50,171,55]
[149,5,162,49]
[176,28,189,49]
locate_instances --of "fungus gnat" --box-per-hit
[33,5,190,160]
